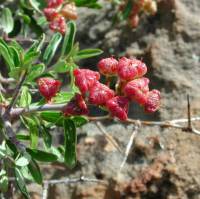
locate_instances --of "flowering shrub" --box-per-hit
[0,1,160,198]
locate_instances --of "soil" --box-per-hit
[16,0,200,198]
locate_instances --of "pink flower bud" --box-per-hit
[37,77,61,102]
[89,82,115,106]
[97,57,118,76]
[118,57,147,81]
[63,93,88,116]
[106,96,129,121]
[43,8,59,21]
[129,14,140,28]
[49,16,66,34]
[47,0,63,8]
[123,77,149,105]
[74,69,100,95]
[145,89,161,113]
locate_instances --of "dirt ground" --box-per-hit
[15,0,200,198]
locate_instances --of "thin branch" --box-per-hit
[10,104,67,117]
[95,121,123,154]
[43,176,107,185]
[119,122,140,173]
[4,37,37,44]
[0,74,15,84]
[42,182,49,199]
[5,71,27,114]
[187,94,192,130]
[41,176,106,199]
[9,103,200,135]
[1,115,25,151]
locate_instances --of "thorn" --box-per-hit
[187,94,192,130]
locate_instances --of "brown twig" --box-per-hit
[9,101,200,135]
[95,121,123,154]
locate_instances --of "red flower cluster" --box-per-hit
[43,1,77,34]
[37,77,61,103]
[37,57,160,120]
[65,57,161,120]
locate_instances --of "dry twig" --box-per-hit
[119,122,140,173]
[41,176,106,199]
[95,121,123,154]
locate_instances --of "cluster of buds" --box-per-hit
[37,57,160,121]
[120,0,157,28]
[64,57,160,121]
[43,0,78,34]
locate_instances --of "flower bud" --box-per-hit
[123,77,149,105]
[144,89,161,112]
[74,69,100,95]
[63,93,88,116]
[49,16,66,34]
[89,82,115,106]
[129,14,140,28]
[61,2,78,20]
[43,8,59,21]
[118,57,147,81]
[37,77,61,102]
[47,0,63,8]
[97,57,118,76]
[106,96,129,121]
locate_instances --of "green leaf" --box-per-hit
[63,119,77,168]
[19,165,34,181]
[29,0,47,13]
[40,111,63,126]
[28,159,43,184]
[0,169,8,192]
[8,67,21,79]
[41,125,52,148]
[15,167,30,199]
[71,116,88,127]
[61,21,76,57]
[6,140,18,156]
[74,48,103,60]
[25,117,39,149]
[16,134,30,141]
[9,46,21,67]
[26,63,45,82]
[23,51,40,67]
[19,86,32,107]
[1,8,14,34]
[52,60,69,73]
[48,146,64,162]
[0,41,15,70]
[27,34,45,55]
[43,32,62,65]
[26,148,58,162]
[75,0,102,8]
[9,40,24,55]
[53,92,74,104]
[15,154,31,167]
[122,0,132,19]
[0,142,6,159]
